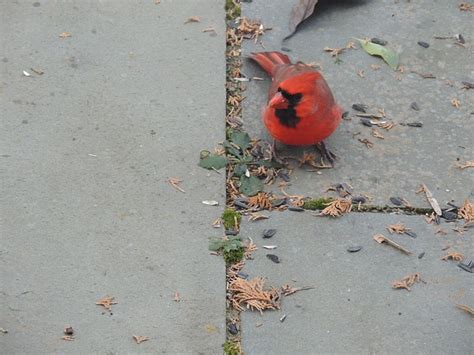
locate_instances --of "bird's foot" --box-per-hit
[315,141,336,168]
[270,140,286,166]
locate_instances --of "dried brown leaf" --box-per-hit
[284,0,319,40]
[392,273,423,291]
[133,335,149,344]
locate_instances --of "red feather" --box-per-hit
[249,51,342,146]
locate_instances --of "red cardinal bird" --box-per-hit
[249,51,343,164]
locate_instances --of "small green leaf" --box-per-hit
[233,164,248,177]
[230,131,251,150]
[357,39,399,70]
[208,237,225,251]
[199,153,228,170]
[239,175,263,196]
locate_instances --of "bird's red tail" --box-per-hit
[249,51,292,77]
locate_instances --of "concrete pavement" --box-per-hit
[1,0,226,352]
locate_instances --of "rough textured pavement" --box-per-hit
[239,0,474,354]
[240,212,473,354]
[1,0,225,352]
[242,0,474,207]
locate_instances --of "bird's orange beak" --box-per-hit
[268,92,288,109]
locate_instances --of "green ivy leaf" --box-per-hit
[198,152,228,170]
[233,164,248,177]
[357,39,399,70]
[240,175,264,196]
[230,130,251,150]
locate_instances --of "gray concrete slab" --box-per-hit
[1,0,225,352]
[242,0,474,208]
[240,211,474,354]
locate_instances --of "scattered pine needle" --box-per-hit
[441,252,464,262]
[133,335,149,344]
[387,223,410,234]
[371,128,385,139]
[96,296,117,311]
[248,213,270,221]
[319,198,352,217]
[173,291,181,302]
[248,192,272,210]
[61,335,75,341]
[451,98,461,108]
[229,277,280,314]
[392,273,423,291]
[244,239,258,259]
[59,32,71,38]
[373,234,412,255]
[281,284,314,296]
[456,304,474,315]
[184,16,200,24]
[456,160,474,169]
[168,177,185,193]
[458,199,474,222]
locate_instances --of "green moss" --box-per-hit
[303,197,334,210]
[224,247,244,265]
[225,0,241,20]
[223,340,240,355]
[222,208,241,230]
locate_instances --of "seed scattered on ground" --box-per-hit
[263,229,277,238]
[411,102,420,111]
[417,41,430,48]
[266,254,280,263]
[347,246,362,253]
[406,122,423,127]
[352,103,368,113]
[371,37,387,46]
[64,326,74,335]
[392,273,423,291]
[418,252,425,259]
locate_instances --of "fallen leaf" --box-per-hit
[133,335,149,344]
[59,32,71,38]
[416,183,442,215]
[168,177,185,193]
[198,151,227,170]
[373,234,412,255]
[95,296,117,311]
[184,16,200,24]
[240,175,263,196]
[284,0,319,40]
[392,273,423,291]
[357,38,399,70]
